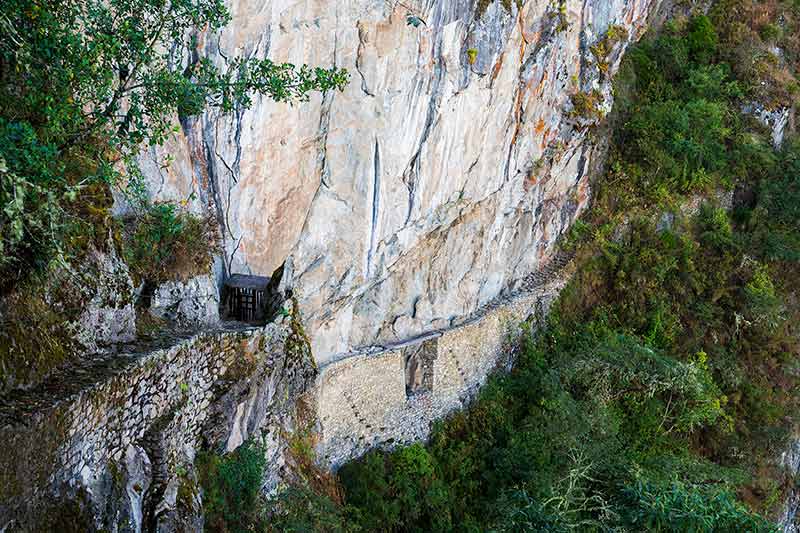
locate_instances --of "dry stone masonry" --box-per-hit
[0,251,571,531]
[0,314,316,532]
[315,250,574,467]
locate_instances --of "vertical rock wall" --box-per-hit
[136,0,658,364]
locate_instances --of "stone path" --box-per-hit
[0,249,575,428]
[315,248,577,467]
[0,323,256,428]
[321,249,575,368]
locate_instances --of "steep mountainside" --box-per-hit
[4,0,800,530]
[0,1,664,531]
[136,0,656,363]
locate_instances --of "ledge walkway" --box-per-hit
[0,323,257,428]
[1,249,574,429]
[322,249,575,368]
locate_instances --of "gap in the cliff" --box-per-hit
[221,263,288,324]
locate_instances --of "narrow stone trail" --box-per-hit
[0,249,574,429]
[315,247,577,467]
[0,324,256,428]
[322,249,575,367]
[0,247,576,529]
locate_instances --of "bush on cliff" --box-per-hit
[0,0,348,292]
[709,0,800,108]
[602,15,745,210]
[198,440,268,533]
[121,200,219,286]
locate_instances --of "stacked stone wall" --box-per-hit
[0,315,315,532]
[316,257,573,467]
[0,256,574,530]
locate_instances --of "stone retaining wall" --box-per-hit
[0,313,316,532]
[0,255,574,531]
[316,259,573,467]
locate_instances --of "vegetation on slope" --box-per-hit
[199,4,800,532]
[334,9,800,532]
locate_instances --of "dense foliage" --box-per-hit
[198,441,269,533]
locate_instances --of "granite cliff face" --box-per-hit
[137,0,657,364]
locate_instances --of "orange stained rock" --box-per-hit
[540,128,551,150]
[491,52,505,83]
[532,69,549,98]
[524,172,538,192]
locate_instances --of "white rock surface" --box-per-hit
[136,0,658,364]
[745,102,794,148]
[74,242,137,352]
[149,275,220,327]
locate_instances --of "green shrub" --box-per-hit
[748,138,800,262]
[760,23,782,43]
[570,90,604,120]
[619,480,777,532]
[601,16,760,211]
[738,263,786,342]
[688,15,719,64]
[709,0,800,107]
[122,201,218,286]
[264,485,359,533]
[591,25,630,75]
[491,489,567,532]
[340,443,451,532]
[0,120,68,290]
[197,441,267,533]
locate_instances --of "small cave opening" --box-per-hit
[221,263,289,324]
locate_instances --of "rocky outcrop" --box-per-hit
[781,438,800,532]
[745,102,796,149]
[137,0,658,365]
[0,239,136,395]
[148,275,220,328]
[70,243,137,353]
